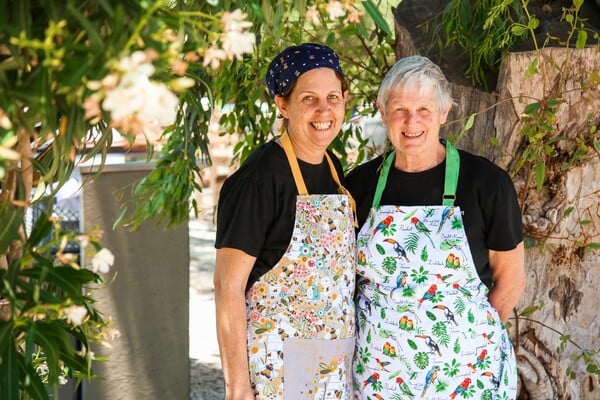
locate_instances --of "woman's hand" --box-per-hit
[487,241,526,322]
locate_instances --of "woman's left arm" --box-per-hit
[487,241,526,322]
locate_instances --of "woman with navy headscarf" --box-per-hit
[214,43,357,400]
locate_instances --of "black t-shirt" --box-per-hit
[346,149,523,288]
[215,140,345,291]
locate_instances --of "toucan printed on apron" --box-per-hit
[246,133,356,400]
[353,141,517,400]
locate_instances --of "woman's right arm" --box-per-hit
[214,247,257,400]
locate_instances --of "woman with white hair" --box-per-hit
[347,55,525,399]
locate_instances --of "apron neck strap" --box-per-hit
[442,139,460,206]
[279,132,358,226]
[279,132,309,195]
[372,140,460,209]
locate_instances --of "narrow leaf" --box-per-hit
[0,206,23,254]
[0,340,19,400]
[535,162,545,192]
[362,0,392,36]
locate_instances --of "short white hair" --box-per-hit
[377,55,453,115]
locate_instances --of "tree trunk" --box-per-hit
[393,2,600,399]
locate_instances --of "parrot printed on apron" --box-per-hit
[353,141,517,400]
[246,133,356,400]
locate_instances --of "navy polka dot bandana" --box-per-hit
[265,43,344,98]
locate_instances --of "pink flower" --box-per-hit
[202,45,227,69]
[306,6,321,26]
[344,6,364,24]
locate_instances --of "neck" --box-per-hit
[283,133,326,165]
[394,143,446,172]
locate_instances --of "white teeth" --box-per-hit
[403,131,423,137]
[312,121,332,130]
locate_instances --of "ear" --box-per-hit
[377,101,387,124]
[439,101,452,124]
[274,95,288,119]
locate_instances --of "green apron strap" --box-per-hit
[372,150,395,209]
[372,140,460,209]
[442,140,460,206]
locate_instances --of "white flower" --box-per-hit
[118,51,154,77]
[326,0,346,20]
[102,83,147,121]
[139,81,179,126]
[65,305,88,326]
[170,77,196,91]
[202,45,227,69]
[221,30,255,60]
[0,134,20,161]
[220,9,253,33]
[306,6,321,26]
[91,248,115,273]
[0,107,13,129]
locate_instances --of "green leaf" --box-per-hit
[576,29,588,49]
[362,0,392,36]
[0,206,23,255]
[535,162,545,192]
[0,339,19,400]
[524,102,541,115]
[519,305,539,317]
[510,25,526,36]
[18,356,49,400]
[26,210,53,248]
[0,321,14,356]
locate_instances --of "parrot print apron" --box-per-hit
[353,141,517,400]
[246,133,356,400]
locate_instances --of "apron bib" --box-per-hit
[353,142,517,399]
[246,133,356,400]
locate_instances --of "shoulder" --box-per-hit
[222,141,287,187]
[346,154,386,183]
[457,149,512,184]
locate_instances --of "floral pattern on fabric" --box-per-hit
[353,205,517,400]
[247,194,356,400]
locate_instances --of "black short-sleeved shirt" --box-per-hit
[345,149,523,288]
[215,140,345,291]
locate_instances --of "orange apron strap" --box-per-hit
[279,132,358,227]
[324,153,358,228]
[279,132,309,195]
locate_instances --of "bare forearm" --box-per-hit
[488,242,526,322]
[215,285,254,399]
[213,247,256,399]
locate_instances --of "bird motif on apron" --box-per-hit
[353,141,517,399]
[246,133,356,400]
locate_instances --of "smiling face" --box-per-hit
[380,83,451,171]
[275,68,347,163]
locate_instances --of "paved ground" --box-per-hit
[189,218,225,399]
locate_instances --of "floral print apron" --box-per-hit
[246,133,356,400]
[353,141,517,400]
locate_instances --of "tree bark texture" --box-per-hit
[393,2,600,398]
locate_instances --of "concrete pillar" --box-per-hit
[80,165,189,400]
